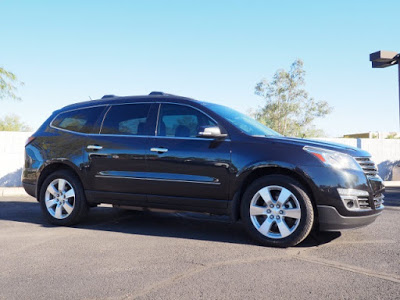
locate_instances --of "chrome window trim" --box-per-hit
[49,101,231,141]
[99,102,154,136]
[154,103,161,136]
[49,126,92,136]
[151,135,231,142]
[89,133,155,139]
[155,102,226,138]
[98,105,112,133]
[50,104,109,135]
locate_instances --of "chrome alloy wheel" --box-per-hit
[45,178,75,219]
[249,185,301,239]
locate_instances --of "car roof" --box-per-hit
[57,92,199,112]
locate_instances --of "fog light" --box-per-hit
[337,188,371,211]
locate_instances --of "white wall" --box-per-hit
[315,138,400,180]
[355,139,400,180]
[0,132,399,187]
[313,138,359,148]
[0,131,33,186]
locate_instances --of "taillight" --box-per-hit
[25,136,36,147]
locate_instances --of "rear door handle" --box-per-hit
[150,147,168,153]
[87,145,103,150]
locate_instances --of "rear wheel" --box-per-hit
[241,175,314,247]
[39,170,88,225]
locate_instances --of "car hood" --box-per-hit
[263,136,371,157]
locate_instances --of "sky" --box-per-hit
[1,0,399,137]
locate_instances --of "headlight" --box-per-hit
[304,146,362,171]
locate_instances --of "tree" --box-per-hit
[0,67,22,100]
[0,67,28,131]
[254,59,333,137]
[0,114,31,131]
[386,132,399,139]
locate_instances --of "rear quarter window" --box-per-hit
[51,106,105,134]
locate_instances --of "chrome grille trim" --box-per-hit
[338,188,384,211]
[374,194,385,210]
[355,157,378,176]
[357,197,370,210]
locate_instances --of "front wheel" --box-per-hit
[241,175,314,247]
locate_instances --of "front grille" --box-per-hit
[357,196,370,210]
[352,194,384,210]
[374,194,384,209]
[338,189,384,211]
[355,157,378,176]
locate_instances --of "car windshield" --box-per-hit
[204,103,282,137]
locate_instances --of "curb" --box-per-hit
[383,181,400,187]
[0,187,28,197]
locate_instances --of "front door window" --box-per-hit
[157,104,216,138]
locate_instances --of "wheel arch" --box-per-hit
[229,166,318,222]
[36,162,83,201]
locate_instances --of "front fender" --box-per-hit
[228,161,320,222]
[233,161,317,196]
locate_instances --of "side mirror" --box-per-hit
[197,126,227,139]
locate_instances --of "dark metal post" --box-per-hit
[370,51,400,129]
[397,59,400,129]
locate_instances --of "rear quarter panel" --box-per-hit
[23,129,86,188]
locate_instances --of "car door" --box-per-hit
[84,102,157,200]
[146,103,232,209]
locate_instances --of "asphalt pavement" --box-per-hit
[0,188,399,299]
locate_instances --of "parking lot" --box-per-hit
[1,189,399,300]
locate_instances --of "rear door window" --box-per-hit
[52,106,105,133]
[100,103,153,136]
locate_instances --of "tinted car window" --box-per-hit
[157,104,216,138]
[101,103,152,135]
[52,106,105,133]
[204,102,281,137]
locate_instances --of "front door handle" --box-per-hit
[150,147,168,153]
[87,145,103,150]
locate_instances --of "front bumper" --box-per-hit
[318,205,383,231]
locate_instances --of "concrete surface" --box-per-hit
[0,189,400,299]
[0,187,27,197]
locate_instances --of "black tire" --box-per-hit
[240,175,314,247]
[39,170,89,226]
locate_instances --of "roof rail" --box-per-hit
[149,91,182,97]
[101,94,117,99]
[149,91,165,96]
